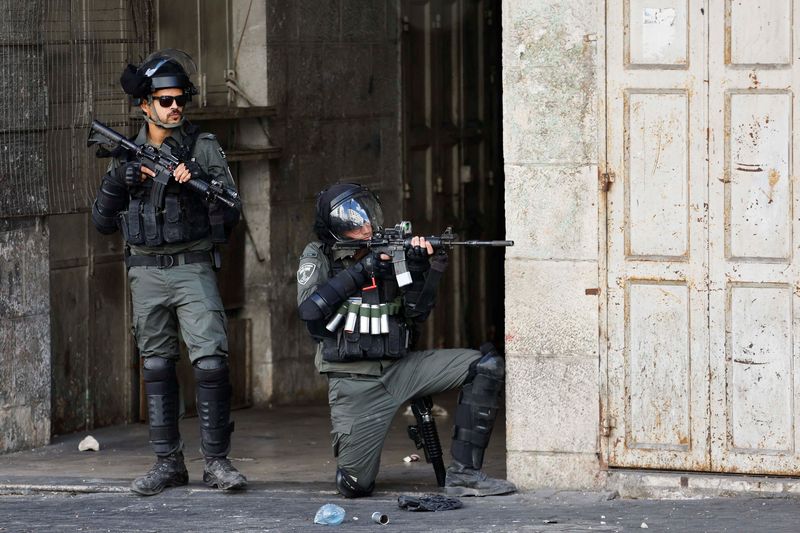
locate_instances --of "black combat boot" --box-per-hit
[195,357,247,491]
[445,343,516,497]
[444,460,517,497]
[131,451,189,496]
[203,457,247,490]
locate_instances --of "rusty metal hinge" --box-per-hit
[599,170,616,192]
[402,15,410,32]
[601,416,616,437]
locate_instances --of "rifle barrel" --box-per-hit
[449,240,514,247]
[424,237,514,247]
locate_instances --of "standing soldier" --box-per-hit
[90,50,246,496]
[297,183,516,498]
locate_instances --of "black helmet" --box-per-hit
[120,49,198,104]
[314,183,384,243]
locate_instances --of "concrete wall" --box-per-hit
[0,218,51,453]
[230,0,274,405]
[263,0,403,404]
[502,0,604,489]
[0,5,52,453]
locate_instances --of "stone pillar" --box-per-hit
[0,3,51,453]
[502,0,603,489]
[231,0,274,404]
[0,218,51,453]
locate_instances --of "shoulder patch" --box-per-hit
[199,133,217,140]
[297,263,317,285]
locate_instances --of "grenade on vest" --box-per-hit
[379,303,390,334]
[343,299,361,333]
[325,302,350,332]
[359,303,371,334]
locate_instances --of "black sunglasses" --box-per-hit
[154,95,189,107]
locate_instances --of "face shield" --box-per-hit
[328,191,384,241]
[140,49,198,90]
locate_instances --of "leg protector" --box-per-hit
[193,356,234,458]
[451,343,505,469]
[142,356,181,457]
[336,467,375,498]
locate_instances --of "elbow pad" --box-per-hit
[298,262,369,321]
[91,174,127,234]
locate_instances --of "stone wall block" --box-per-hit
[506,355,598,453]
[501,0,599,164]
[11,313,50,401]
[502,64,596,165]
[322,45,374,118]
[266,0,298,42]
[0,132,47,218]
[0,1,41,43]
[0,318,14,404]
[505,164,597,261]
[266,46,288,107]
[0,403,50,453]
[508,451,605,490]
[298,0,340,42]
[0,219,49,318]
[505,259,598,357]
[331,120,385,180]
[502,0,598,70]
[287,46,325,118]
[342,0,386,41]
[370,44,400,116]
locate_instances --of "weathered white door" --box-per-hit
[606,0,711,470]
[707,0,800,474]
[607,0,800,475]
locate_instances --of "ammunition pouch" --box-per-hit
[322,300,408,362]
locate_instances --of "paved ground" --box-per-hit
[2,398,800,532]
[2,486,800,532]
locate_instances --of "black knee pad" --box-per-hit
[464,343,505,385]
[143,356,177,389]
[336,468,375,498]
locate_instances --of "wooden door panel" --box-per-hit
[707,0,800,474]
[606,0,710,470]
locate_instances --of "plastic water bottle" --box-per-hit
[314,503,346,525]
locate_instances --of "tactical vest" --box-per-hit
[321,256,411,362]
[115,125,223,247]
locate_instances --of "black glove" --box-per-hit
[116,161,142,188]
[183,160,208,182]
[359,251,393,280]
[406,244,431,271]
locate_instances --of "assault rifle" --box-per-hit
[408,396,447,487]
[332,221,514,287]
[87,120,241,209]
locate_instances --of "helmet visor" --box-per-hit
[328,192,383,240]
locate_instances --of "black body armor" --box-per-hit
[93,124,227,247]
[321,256,410,362]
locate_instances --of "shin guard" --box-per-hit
[142,356,181,456]
[194,357,233,458]
[451,343,505,469]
